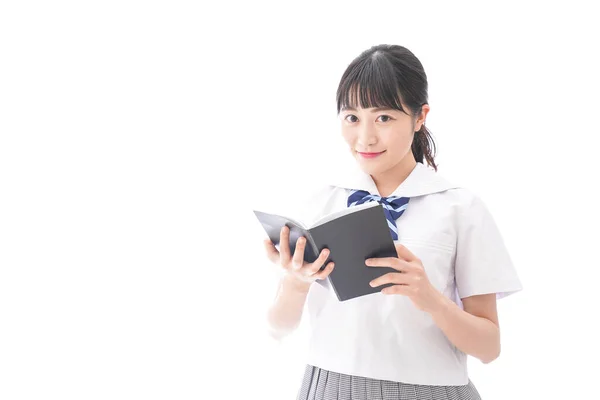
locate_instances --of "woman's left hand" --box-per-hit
[367,242,443,313]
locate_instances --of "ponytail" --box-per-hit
[411,122,437,171]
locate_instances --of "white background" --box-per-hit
[1,1,599,399]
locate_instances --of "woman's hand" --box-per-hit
[263,225,335,292]
[367,242,443,313]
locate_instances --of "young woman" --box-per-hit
[263,44,522,400]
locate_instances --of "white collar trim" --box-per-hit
[330,161,460,198]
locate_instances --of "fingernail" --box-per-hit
[369,281,374,287]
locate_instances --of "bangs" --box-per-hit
[336,53,408,115]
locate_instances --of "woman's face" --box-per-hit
[339,104,428,176]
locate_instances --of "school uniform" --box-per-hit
[294,161,523,400]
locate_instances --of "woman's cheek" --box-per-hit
[341,129,355,147]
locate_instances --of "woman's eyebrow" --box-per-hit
[342,107,396,113]
[369,107,395,113]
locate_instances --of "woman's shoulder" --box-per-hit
[295,183,340,224]
[434,187,504,237]
[423,184,497,226]
[429,167,492,208]
[302,182,338,200]
[440,186,480,204]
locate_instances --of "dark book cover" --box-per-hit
[254,202,398,301]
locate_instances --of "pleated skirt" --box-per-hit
[297,365,482,400]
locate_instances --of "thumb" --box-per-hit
[394,242,417,262]
[264,239,280,264]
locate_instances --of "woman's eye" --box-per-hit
[377,115,392,122]
[345,115,358,123]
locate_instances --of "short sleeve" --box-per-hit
[455,194,523,300]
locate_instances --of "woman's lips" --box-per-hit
[357,150,385,159]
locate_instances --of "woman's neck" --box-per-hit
[371,155,417,197]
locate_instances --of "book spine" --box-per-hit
[304,230,321,265]
[309,230,336,295]
[306,230,340,299]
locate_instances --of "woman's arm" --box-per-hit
[428,292,500,364]
[266,275,311,340]
[367,243,501,364]
[263,227,334,340]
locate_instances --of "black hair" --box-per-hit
[336,44,437,171]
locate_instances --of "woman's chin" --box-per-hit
[356,159,385,175]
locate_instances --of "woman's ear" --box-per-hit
[415,104,430,131]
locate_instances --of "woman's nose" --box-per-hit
[357,124,377,146]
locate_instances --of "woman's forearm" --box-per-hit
[428,293,500,363]
[266,275,311,340]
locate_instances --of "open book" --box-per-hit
[254,201,399,301]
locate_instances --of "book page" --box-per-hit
[310,201,380,228]
[253,209,307,230]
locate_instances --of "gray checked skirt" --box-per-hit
[297,365,482,400]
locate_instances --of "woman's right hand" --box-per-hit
[263,226,335,290]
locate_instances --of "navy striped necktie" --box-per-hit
[347,190,410,240]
